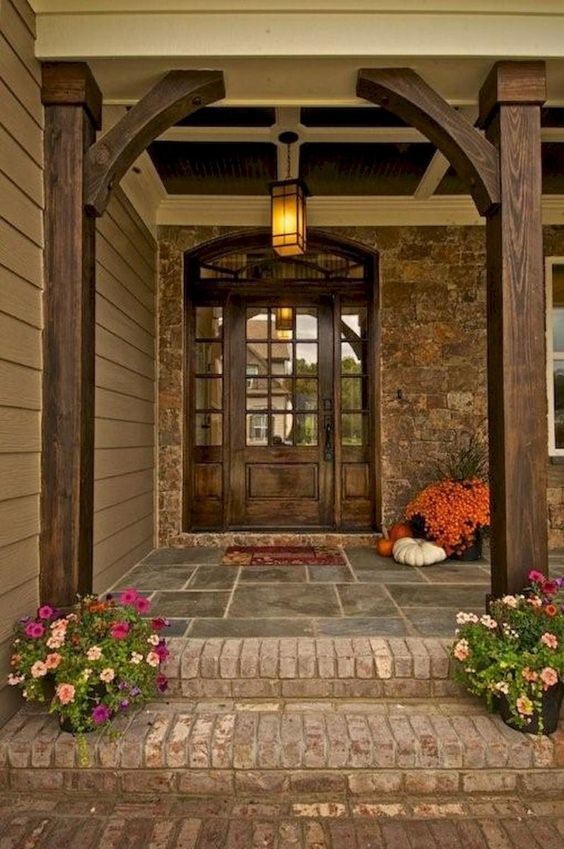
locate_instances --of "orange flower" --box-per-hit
[406,479,490,553]
[545,604,557,617]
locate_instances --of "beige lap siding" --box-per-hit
[93,189,157,593]
[0,0,43,725]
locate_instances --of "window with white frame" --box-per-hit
[547,258,564,456]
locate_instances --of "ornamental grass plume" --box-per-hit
[406,478,490,555]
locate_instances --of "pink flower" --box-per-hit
[45,653,62,670]
[542,580,558,596]
[528,570,545,584]
[516,695,534,716]
[30,661,48,679]
[521,667,538,682]
[25,622,45,639]
[110,621,130,640]
[156,673,168,693]
[541,633,558,649]
[146,651,160,667]
[119,588,138,606]
[86,646,102,661]
[135,596,151,615]
[453,639,470,662]
[50,618,67,632]
[37,605,54,620]
[99,668,115,683]
[151,617,169,631]
[540,667,558,690]
[56,683,76,705]
[155,641,169,663]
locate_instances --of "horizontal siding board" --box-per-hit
[102,202,155,281]
[0,534,38,594]
[0,494,39,548]
[0,452,39,501]
[93,534,153,595]
[96,325,154,379]
[0,311,41,368]
[93,516,154,582]
[96,232,155,312]
[0,35,41,125]
[96,264,154,335]
[0,219,43,287]
[96,356,154,402]
[0,575,37,645]
[0,360,41,409]
[96,294,154,358]
[0,77,42,165]
[0,169,42,245]
[94,468,154,513]
[95,387,154,424]
[0,408,40,452]
[95,446,154,481]
[6,0,35,37]
[110,190,155,264]
[94,491,154,545]
[95,419,154,450]
[0,126,42,207]
[0,0,39,84]
[0,268,42,326]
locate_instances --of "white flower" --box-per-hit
[99,667,115,683]
[501,595,518,608]
[146,651,160,667]
[480,614,497,630]
[7,673,24,686]
[87,646,102,661]
[130,652,143,665]
[82,668,92,681]
[147,634,160,646]
[494,681,509,695]
[46,635,64,649]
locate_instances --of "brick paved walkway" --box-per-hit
[1,793,563,848]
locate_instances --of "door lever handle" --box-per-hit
[324,417,333,461]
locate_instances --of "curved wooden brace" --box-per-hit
[85,70,225,216]
[357,68,499,216]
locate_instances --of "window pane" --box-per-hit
[295,413,318,446]
[247,308,269,339]
[296,308,318,339]
[295,378,318,410]
[195,413,222,446]
[296,343,318,375]
[271,378,292,409]
[342,413,368,446]
[196,342,222,375]
[195,306,222,339]
[247,395,268,411]
[341,341,365,374]
[553,265,564,351]
[271,413,293,445]
[272,307,294,340]
[554,364,564,449]
[195,378,222,410]
[341,306,368,339]
[341,377,364,410]
[246,376,268,394]
[246,413,268,446]
[271,341,293,375]
[271,393,293,411]
[247,343,268,376]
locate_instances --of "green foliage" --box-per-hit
[434,427,488,482]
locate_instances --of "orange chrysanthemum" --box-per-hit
[406,479,490,555]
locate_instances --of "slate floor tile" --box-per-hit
[151,591,230,618]
[316,617,408,636]
[239,565,307,583]
[228,585,340,618]
[141,548,222,566]
[188,566,238,589]
[337,584,395,617]
[420,564,490,584]
[352,567,426,584]
[307,564,355,582]
[403,607,475,637]
[112,564,196,591]
[188,618,316,637]
[387,584,486,609]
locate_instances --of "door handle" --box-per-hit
[324,416,333,461]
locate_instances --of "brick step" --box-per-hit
[1,700,562,798]
[1,792,563,849]
[164,636,466,699]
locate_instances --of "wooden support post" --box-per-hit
[40,63,102,605]
[478,62,548,595]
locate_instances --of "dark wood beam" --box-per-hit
[479,62,548,594]
[357,68,499,216]
[40,62,101,606]
[85,70,225,216]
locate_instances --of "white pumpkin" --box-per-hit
[392,537,447,567]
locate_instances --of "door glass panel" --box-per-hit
[195,306,223,339]
[271,413,293,445]
[554,364,564,449]
[296,343,318,375]
[341,306,368,339]
[247,395,269,411]
[272,307,294,340]
[295,378,318,410]
[552,266,564,351]
[247,343,268,376]
[296,308,318,339]
[342,413,368,446]
[341,377,364,410]
[271,342,293,375]
[271,394,293,411]
[196,342,222,374]
[195,378,222,410]
[341,341,365,374]
[295,413,318,446]
[195,413,222,446]
[246,375,268,394]
[247,413,268,446]
[247,308,269,339]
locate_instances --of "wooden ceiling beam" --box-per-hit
[414,106,479,199]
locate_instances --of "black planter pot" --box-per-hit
[498,684,563,735]
[449,534,482,561]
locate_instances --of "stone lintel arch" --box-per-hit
[357,68,499,216]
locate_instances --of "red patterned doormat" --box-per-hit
[221,546,347,567]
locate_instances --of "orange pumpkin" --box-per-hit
[389,522,412,543]
[376,537,394,557]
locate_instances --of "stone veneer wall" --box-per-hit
[158,224,564,549]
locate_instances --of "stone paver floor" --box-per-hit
[1,793,563,848]
[106,547,564,638]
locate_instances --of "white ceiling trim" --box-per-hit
[30,2,564,13]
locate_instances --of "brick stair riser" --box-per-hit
[165,678,466,699]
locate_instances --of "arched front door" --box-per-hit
[183,231,380,532]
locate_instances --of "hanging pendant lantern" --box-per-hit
[270,132,308,257]
[275,306,293,332]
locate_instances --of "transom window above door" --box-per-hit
[246,306,319,447]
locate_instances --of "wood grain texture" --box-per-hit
[357,68,499,216]
[85,69,225,215]
[481,63,548,594]
[479,61,547,128]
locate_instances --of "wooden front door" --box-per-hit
[186,290,378,532]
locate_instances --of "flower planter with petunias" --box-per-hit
[451,571,563,735]
[7,589,170,734]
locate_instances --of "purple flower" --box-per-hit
[130,686,141,697]
[119,699,130,710]
[135,595,151,615]
[110,621,130,640]
[118,681,129,691]
[156,673,168,693]
[25,622,45,639]
[19,616,31,624]
[155,641,170,662]
[37,605,54,620]
[91,704,112,725]
[119,588,138,606]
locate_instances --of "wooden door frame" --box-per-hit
[40,60,547,602]
[182,229,381,533]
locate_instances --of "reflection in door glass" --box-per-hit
[196,342,222,375]
[195,413,222,446]
[341,306,367,339]
[296,308,318,339]
[246,413,268,446]
[342,413,367,446]
[271,413,293,445]
[296,343,318,375]
[295,413,318,446]
[246,308,269,339]
[195,378,222,411]
[195,306,223,339]
[246,344,268,376]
